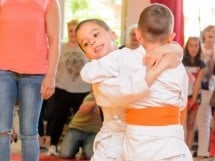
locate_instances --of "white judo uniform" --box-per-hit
[119,60,192,161]
[81,45,192,161]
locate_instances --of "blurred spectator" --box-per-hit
[60,93,102,159]
[196,25,215,160]
[46,19,91,156]
[182,37,206,150]
[119,24,140,49]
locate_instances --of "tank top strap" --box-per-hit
[0,0,52,10]
[36,0,53,12]
[0,0,7,5]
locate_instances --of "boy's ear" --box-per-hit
[168,32,176,43]
[135,28,142,43]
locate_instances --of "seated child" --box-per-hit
[60,92,102,159]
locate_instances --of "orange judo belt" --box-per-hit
[125,106,187,126]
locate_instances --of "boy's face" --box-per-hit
[128,29,139,47]
[204,27,215,43]
[76,22,117,60]
[68,24,77,44]
[187,39,199,58]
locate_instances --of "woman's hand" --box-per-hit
[40,74,55,100]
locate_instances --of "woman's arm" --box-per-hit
[40,0,61,100]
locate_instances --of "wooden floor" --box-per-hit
[11,154,89,161]
[11,141,89,161]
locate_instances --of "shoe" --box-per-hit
[195,156,211,161]
[10,132,18,144]
[40,146,48,153]
[43,136,51,147]
[47,145,59,156]
[39,136,50,152]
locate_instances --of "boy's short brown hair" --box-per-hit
[75,19,111,34]
[138,3,174,43]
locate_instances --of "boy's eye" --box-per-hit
[69,30,74,33]
[83,42,89,47]
[93,32,99,37]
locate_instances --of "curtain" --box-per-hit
[150,0,184,46]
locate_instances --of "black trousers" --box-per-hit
[45,87,89,145]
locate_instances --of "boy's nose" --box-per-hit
[91,40,96,45]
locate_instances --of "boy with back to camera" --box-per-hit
[76,16,185,161]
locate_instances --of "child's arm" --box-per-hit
[145,42,182,70]
[78,93,97,113]
[81,48,151,107]
[190,67,205,107]
[145,53,181,86]
[93,69,150,107]
[95,43,183,106]
[80,50,120,84]
[94,54,181,107]
[78,99,97,113]
[93,50,178,107]
[144,42,183,86]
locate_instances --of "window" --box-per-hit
[184,0,215,41]
[63,0,122,45]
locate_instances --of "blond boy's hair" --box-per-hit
[201,25,215,42]
[138,3,174,43]
[67,19,79,27]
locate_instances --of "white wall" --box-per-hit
[58,0,65,40]
[125,0,150,27]
[121,0,150,43]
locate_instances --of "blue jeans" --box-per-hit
[60,128,96,159]
[0,70,44,161]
